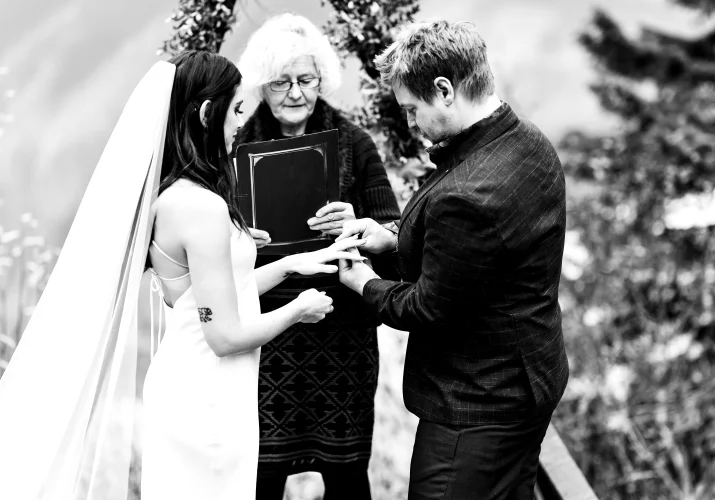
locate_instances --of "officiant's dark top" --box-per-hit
[234,98,400,476]
[363,103,570,425]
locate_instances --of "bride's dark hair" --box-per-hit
[160,50,247,230]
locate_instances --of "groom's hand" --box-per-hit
[336,218,396,254]
[338,247,380,296]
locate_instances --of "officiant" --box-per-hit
[233,13,400,500]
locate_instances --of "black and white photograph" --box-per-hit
[0,0,714,499]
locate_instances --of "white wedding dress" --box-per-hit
[141,226,261,499]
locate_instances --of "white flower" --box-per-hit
[0,333,16,349]
[606,409,630,433]
[25,261,45,288]
[604,364,634,403]
[664,190,715,230]
[687,341,704,360]
[22,236,44,247]
[562,230,589,280]
[647,333,696,364]
[664,334,693,360]
[0,229,20,244]
[583,307,606,327]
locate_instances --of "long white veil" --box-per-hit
[0,61,175,500]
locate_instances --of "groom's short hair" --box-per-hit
[374,20,495,103]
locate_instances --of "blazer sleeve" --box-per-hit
[363,190,503,332]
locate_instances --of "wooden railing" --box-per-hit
[535,424,599,500]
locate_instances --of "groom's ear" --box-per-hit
[433,77,455,106]
[199,100,211,129]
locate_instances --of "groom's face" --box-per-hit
[393,83,451,144]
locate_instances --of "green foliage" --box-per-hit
[556,2,715,498]
[580,9,715,87]
[321,0,426,167]
[160,0,238,55]
[672,0,715,14]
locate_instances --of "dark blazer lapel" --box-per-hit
[400,167,453,226]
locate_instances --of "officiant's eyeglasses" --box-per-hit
[269,77,321,93]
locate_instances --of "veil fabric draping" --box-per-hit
[0,61,175,500]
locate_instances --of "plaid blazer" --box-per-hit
[363,104,569,425]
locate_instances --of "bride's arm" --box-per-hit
[253,240,368,296]
[253,259,293,296]
[174,190,328,357]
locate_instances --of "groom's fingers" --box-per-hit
[307,212,351,227]
[338,258,352,274]
[327,251,365,262]
[336,220,366,242]
[330,237,366,252]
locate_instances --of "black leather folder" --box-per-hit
[234,129,339,255]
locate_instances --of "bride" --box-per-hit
[0,51,365,499]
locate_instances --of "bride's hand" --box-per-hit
[293,289,334,323]
[286,237,367,275]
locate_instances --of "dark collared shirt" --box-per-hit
[425,102,508,167]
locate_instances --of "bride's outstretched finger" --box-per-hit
[328,236,367,253]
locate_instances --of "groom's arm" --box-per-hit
[362,191,502,332]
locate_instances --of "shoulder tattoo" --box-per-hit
[198,307,213,322]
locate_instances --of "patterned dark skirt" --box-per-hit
[256,275,379,478]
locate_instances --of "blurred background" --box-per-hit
[1,0,715,499]
[1,0,710,240]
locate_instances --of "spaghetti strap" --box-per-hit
[152,240,189,268]
[151,240,190,281]
[154,270,190,282]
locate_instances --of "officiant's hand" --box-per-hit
[338,247,380,296]
[286,237,367,276]
[249,228,271,248]
[307,202,355,236]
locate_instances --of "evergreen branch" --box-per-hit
[160,0,239,55]
[322,0,424,164]
[671,0,715,15]
[580,9,715,86]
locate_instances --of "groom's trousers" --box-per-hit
[407,411,552,500]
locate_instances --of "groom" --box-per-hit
[338,20,569,500]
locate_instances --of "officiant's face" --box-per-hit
[264,55,320,135]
